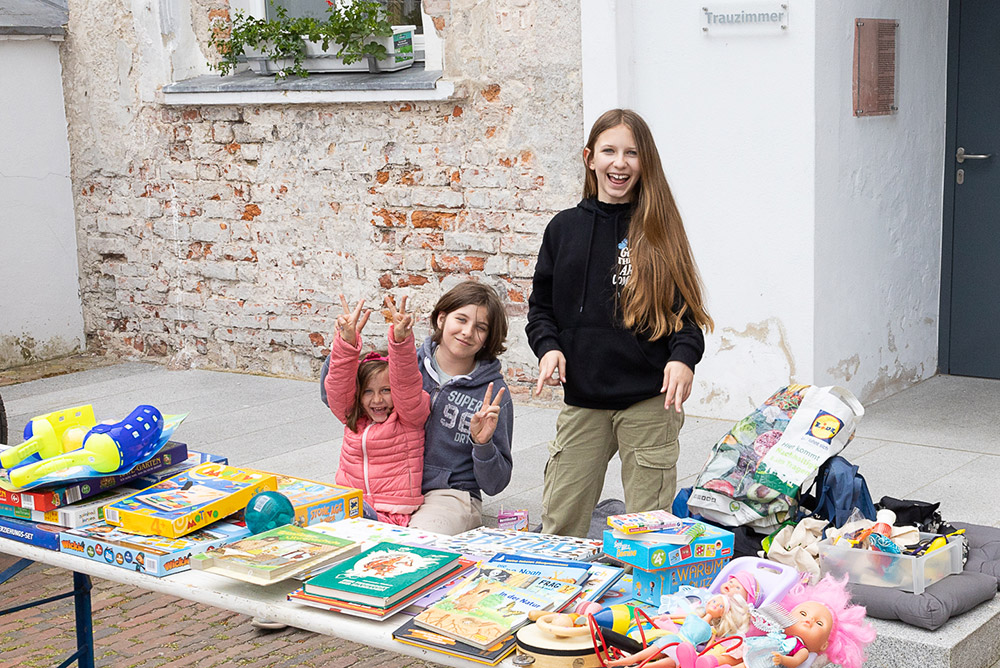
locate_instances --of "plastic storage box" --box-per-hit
[818,532,963,595]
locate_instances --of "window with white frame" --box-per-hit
[230,0,441,69]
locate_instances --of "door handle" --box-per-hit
[956,147,992,163]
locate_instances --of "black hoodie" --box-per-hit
[526,198,705,410]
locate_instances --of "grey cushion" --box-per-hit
[847,571,997,631]
[954,521,1000,585]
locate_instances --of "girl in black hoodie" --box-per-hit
[526,109,714,537]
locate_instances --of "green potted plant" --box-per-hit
[210,0,415,79]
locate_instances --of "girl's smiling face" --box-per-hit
[361,367,393,422]
[584,123,642,204]
[436,304,490,370]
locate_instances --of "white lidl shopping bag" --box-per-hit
[689,385,864,532]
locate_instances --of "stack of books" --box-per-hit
[401,564,585,664]
[288,541,468,620]
[607,509,708,543]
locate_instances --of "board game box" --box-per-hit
[273,475,363,526]
[60,520,250,576]
[103,463,276,538]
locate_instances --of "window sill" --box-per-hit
[162,63,453,105]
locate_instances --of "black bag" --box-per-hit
[798,455,877,528]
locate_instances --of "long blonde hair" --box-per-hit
[583,109,713,338]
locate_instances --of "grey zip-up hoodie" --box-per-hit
[415,336,513,500]
[320,337,513,500]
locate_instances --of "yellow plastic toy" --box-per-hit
[0,404,97,469]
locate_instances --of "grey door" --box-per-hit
[945,0,1000,379]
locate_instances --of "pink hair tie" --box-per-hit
[361,351,388,363]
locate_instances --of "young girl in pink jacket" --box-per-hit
[325,295,430,526]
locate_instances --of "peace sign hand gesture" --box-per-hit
[470,382,506,445]
[386,295,414,343]
[337,294,371,347]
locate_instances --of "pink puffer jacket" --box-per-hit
[326,327,429,524]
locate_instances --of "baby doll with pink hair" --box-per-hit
[735,574,876,668]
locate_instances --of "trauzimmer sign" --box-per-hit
[702,4,789,32]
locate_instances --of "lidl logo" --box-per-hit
[810,411,843,443]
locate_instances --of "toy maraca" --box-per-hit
[1,404,97,469]
[9,405,163,488]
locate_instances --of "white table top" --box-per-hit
[0,536,516,668]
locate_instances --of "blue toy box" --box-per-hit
[602,523,735,605]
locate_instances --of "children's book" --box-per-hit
[272,475,363,526]
[485,552,591,585]
[608,510,707,543]
[521,577,583,612]
[122,450,228,490]
[392,614,518,666]
[0,440,189,512]
[0,487,137,529]
[60,520,250,576]
[413,574,553,650]
[0,515,64,550]
[433,527,603,562]
[103,463,276,538]
[485,552,624,603]
[287,561,472,620]
[189,524,359,584]
[596,572,634,606]
[303,541,463,607]
[306,517,450,551]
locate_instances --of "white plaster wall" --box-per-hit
[585,1,818,419]
[813,2,947,403]
[0,37,85,368]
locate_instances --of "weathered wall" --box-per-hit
[0,37,85,370]
[814,1,947,402]
[61,0,583,399]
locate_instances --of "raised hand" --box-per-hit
[336,294,371,346]
[534,349,566,396]
[661,360,693,413]
[385,294,414,343]
[470,382,506,445]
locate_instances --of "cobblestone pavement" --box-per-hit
[0,557,446,668]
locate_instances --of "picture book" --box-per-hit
[272,475,363,526]
[190,524,359,584]
[414,574,553,650]
[306,517,449,551]
[596,572,634,606]
[103,463,276,538]
[484,552,624,602]
[485,553,590,585]
[0,487,137,529]
[0,515,64,550]
[0,440,189,512]
[433,527,603,562]
[60,520,250,576]
[402,560,480,614]
[393,614,518,666]
[287,562,471,620]
[521,577,583,612]
[303,542,463,607]
[608,510,707,543]
[122,450,228,491]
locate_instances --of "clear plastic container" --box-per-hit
[817,532,963,595]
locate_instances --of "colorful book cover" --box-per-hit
[122,450,228,490]
[414,575,553,650]
[521,577,583,612]
[486,553,591,584]
[60,520,250,576]
[303,541,463,607]
[103,463,276,538]
[484,552,624,603]
[596,572,634,606]
[608,511,707,543]
[393,614,518,666]
[0,487,137,529]
[306,517,450,551]
[0,440,189,512]
[433,527,602,562]
[0,515,64,550]
[190,524,359,584]
[273,475,363,526]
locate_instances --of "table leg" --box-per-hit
[71,571,95,668]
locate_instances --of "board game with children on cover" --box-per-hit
[103,463,276,538]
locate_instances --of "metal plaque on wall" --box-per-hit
[853,18,898,117]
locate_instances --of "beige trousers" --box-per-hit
[541,394,683,537]
[408,488,483,536]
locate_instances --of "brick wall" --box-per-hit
[61,0,584,401]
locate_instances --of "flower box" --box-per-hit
[247,25,415,75]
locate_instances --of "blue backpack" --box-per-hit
[799,455,877,528]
